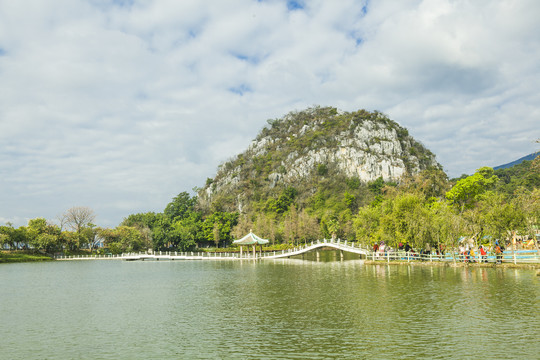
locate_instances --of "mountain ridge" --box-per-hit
[494,152,539,170]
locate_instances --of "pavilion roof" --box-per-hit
[233,231,269,245]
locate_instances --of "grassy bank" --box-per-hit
[0,251,53,264]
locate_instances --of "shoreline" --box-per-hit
[364,259,540,270]
[0,251,53,264]
[3,250,539,270]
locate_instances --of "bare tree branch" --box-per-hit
[64,206,96,234]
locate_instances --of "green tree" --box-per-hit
[435,202,466,262]
[368,177,385,196]
[297,209,321,243]
[283,205,299,244]
[316,163,328,176]
[27,218,62,253]
[265,187,297,214]
[479,191,526,257]
[0,232,8,249]
[121,212,158,229]
[253,213,277,245]
[164,192,197,221]
[212,223,220,248]
[354,204,381,246]
[446,167,498,212]
[60,231,78,252]
[343,191,357,212]
[389,192,428,249]
[202,212,239,247]
[170,212,202,250]
[514,188,540,254]
[0,224,16,250]
[320,211,341,240]
[117,226,146,252]
[150,213,173,250]
[98,226,147,254]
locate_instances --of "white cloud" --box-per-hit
[0,0,539,227]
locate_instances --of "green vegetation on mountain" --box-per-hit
[494,157,540,195]
[199,106,439,214]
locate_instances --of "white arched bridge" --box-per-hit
[262,238,369,259]
[122,238,369,261]
[56,238,369,261]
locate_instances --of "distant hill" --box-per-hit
[494,153,539,170]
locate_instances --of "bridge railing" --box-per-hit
[55,254,124,260]
[367,250,540,264]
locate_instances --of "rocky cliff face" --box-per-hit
[198,107,440,212]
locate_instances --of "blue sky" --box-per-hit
[0,0,539,227]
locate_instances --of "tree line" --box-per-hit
[2,159,539,255]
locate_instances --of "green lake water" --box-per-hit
[1,254,539,359]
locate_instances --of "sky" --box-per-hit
[1,0,539,228]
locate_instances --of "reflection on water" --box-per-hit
[288,249,364,262]
[1,259,538,359]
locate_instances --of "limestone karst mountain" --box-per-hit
[198,106,441,214]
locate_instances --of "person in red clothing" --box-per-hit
[479,245,487,263]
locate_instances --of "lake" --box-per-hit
[1,255,539,359]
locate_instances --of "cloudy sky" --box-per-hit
[1,0,539,227]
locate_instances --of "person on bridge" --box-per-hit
[404,243,412,253]
[494,242,503,264]
[379,242,386,256]
[469,246,476,263]
[479,245,487,263]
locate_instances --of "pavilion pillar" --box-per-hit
[252,245,256,259]
[240,246,243,259]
